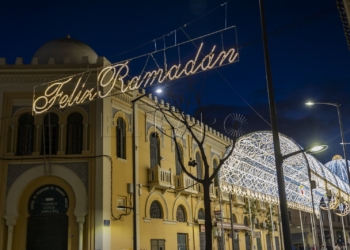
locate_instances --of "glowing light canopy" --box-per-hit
[220,131,350,215]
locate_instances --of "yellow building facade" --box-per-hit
[0,37,281,250]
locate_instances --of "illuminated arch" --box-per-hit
[220,131,350,215]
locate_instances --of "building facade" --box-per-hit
[1,37,349,250]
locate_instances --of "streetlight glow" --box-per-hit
[156,88,162,93]
[305,102,315,106]
[307,145,328,154]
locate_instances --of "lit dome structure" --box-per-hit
[33,35,98,64]
[220,131,350,215]
[325,155,350,183]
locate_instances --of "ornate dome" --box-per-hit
[325,158,350,183]
[33,36,98,64]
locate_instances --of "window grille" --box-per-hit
[175,142,183,175]
[196,152,202,179]
[116,117,126,159]
[150,132,160,168]
[150,201,162,219]
[42,113,59,155]
[17,113,34,155]
[176,205,186,222]
[198,209,205,220]
[66,113,83,154]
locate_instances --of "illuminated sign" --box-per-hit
[32,26,238,114]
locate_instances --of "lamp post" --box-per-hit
[131,91,147,250]
[258,0,294,248]
[131,89,162,250]
[279,145,327,247]
[305,102,350,186]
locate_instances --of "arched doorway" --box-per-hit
[26,184,69,250]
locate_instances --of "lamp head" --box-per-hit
[156,88,162,93]
[305,102,315,106]
[306,145,328,154]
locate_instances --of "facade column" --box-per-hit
[4,216,17,250]
[76,215,85,250]
[84,123,89,150]
[10,125,15,153]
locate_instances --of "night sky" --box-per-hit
[1,0,349,164]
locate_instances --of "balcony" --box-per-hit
[148,165,174,193]
[174,173,198,197]
[197,183,216,199]
[257,200,267,212]
[232,194,245,207]
[214,187,229,203]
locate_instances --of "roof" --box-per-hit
[33,36,98,64]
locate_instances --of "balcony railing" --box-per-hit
[148,165,174,192]
[257,200,267,212]
[197,183,216,198]
[175,173,198,195]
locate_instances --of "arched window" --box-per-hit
[42,113,59,155]
[66,112,83,154]
[198,208,205,220]
[255,218,260,229]
[175,142,183,175]
[196,152,202,179]
[244,216,249,226]
[17,113,34,155]
[150,201,163,219]
[232,213,237,223]
[116,117,126,159]
[213,159,219,186]
[176,205,186,222]
[150,132,160,168]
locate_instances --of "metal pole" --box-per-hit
[299,210,305,249]
[319,210,326,247]
[336,104,350,185]
[310,213,316,249]
[229,194,235,250]
[327,203,335,248]
[132,100,138,250]
[218,184,226,250]
[258,0,292,249]
[132,92,147,250]
[269,204,275,250]
[342,216,347,249]
[248,198,253,249]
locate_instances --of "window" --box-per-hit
[232,213,237,223]
[177,233,188,250]
[255,218,260,229]
[17,113,34,155]
[175,142,183,175]
[196,152,202,179]
[150,132,160,168]
[176,205,186,222]
[151,239,165,250]
[66,112,83,154]
[41,113,59,155]
[116,117,126,159]
[150,201,163,219]
[213,159,219,186]
[198,209,205,220]
[244,216,249,226]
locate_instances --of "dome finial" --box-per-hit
[67,34,70,39]
[332,155,343,160]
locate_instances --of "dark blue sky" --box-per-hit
[1,0,349,163]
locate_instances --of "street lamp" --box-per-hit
[305,102,350,186]
[131,88,162,250]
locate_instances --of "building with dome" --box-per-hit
[1,37,350,250]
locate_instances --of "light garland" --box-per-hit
[32,43,238,114]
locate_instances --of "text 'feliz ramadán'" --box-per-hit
[33,43,238,114]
